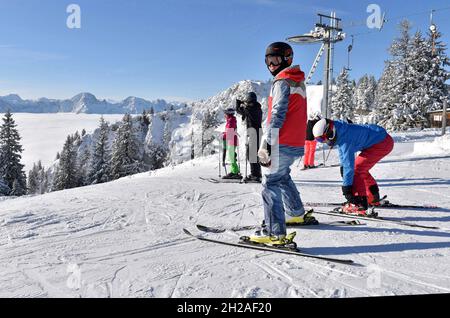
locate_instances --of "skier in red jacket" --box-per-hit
[247,42,317,246]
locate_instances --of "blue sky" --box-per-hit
[0,0,449,102]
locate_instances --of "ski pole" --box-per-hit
[322,146,326,167]
[237,145,241,174]
[245,142,248,179]
[218,139,222,178]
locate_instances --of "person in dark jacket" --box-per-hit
[236,92,263,182]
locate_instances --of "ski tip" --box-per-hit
[183,228,193,236]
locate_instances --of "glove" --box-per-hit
[342,185,356,204]
[236,99,242,108]
[258,140,272,167]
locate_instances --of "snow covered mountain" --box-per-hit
[0,93,183,114]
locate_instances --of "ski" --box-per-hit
[312,209,441,230]
[196,220,365,234]
[199,177,243,184]
[305,199,439,210]
[300,163,340,171]
[242,179,262,184]
[199,177,220,184]
[183,228,355,265]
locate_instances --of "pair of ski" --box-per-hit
[183,228,355,265]
[311,208,442,230]
[185,219,364,265]
[304,199,439,210]
[196,219,364,234]
[199,176,261,184]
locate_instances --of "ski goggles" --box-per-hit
[315,135,327,143]
[265,55,283,67]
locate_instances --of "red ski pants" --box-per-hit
[353,135,394,202]
[303,140,317,166]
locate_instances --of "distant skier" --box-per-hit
[302,111,321,170]
[222,108,241,179]
[248,42,317,246]
[312,118,394,215]
[236,92,263,183]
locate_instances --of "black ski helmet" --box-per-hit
[245,92,257,103]
[224,107,236,116]
[265,42,294,76]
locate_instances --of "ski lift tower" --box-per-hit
[287,13,345,118]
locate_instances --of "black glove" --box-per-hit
[342,185,356,203]
[236,99,242,108]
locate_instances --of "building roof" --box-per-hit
[427,109,450,114]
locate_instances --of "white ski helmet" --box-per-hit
[313,118,336,142]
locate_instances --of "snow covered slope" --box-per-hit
[1,129,450,297]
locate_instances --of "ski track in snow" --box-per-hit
[1,130,450,297]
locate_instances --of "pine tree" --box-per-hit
[147,142,167,170]
[376,20,418,130]
[53,135,79,190]
[0,178,9,195]
[424,29,449,111]
[376,21,449,130]
[201,109,219,154]
[28,163,39,194]
[374,62,395,123]
[355,75,377,118]
[331,68,355,121]
[0,110,27,196]
[78,147,91,186]
[28,161,47,195]
[109,114,142,180]
[88,116,111,184]
[39,163,48,194]
[73,131,82,147]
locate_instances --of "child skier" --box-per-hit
[222,108,241,179]
[303,111,321,170]
[247,42,317,246]
[312,118,394,215]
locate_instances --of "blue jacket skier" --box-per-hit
[313,119,394,215]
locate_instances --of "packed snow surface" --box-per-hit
[0,129,450,298]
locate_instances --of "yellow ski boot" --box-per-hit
[285,210,319,226]
[244,231,297,248]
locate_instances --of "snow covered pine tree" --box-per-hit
[0,110,27,196]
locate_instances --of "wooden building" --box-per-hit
[428,109,450,128]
